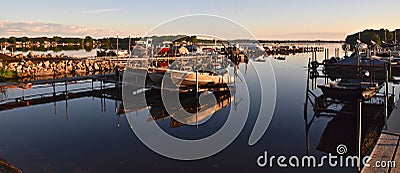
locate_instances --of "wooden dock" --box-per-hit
[362,100,400,173]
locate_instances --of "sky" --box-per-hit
[0,0,399,40]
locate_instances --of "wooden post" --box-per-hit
[196,70,199,94]
[389,57,392,78]
[128,34,131,55]
[394,30,397,50]
[65,79,69,120]
[326,48,329,59]
[314,51,317,62]
[312,50,314,61]
[384,63,389,129]
[357,99,362,171]
[393,86,396,99]
[116,34,119,56]
[65,79,68,95]
[53,82,56,97]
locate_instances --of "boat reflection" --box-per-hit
[119,88,234,128]
[305,92,395,157]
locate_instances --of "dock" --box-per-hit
[362,100,400,173]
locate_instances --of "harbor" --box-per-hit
[0,12,400,173]
[1,1,400,171]
[0,39,399,172]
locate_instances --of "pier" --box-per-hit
[362,100,400,173]
[0,73,122,114]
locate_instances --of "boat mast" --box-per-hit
[128,34,131,55]
[116,34,119,56]
[385,30,387,44]
[394,30,397,50]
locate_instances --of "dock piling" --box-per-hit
[357,99,362,171]
[384,63,389,130]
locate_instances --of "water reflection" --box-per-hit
[118,88,234,129]
[305,94,394,156]
[0,43,376,172]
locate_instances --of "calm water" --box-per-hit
[0,43,398,172]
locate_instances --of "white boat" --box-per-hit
[255,55,267,62]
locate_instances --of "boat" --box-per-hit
[145,56,234,88]
[169,60,234,87]
[254,55,267,62]
[96,49,117,57]
[147,67,167,85]
[317,79,382,101]
[275,56,286,60]
[324,53,400,80]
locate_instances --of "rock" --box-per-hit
[14,54,23,58]
[26,60,33,65]
[94,63,100,70]
[27,51,35,58]
[44,61,50,68]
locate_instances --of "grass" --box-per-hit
[0,68,18,82]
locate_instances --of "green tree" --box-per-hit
[51,36,61,43]
[8,37,16,44]
[84,36,94,45]
[21,36,28,43]
[371,33,381,45]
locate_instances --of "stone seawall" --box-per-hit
[0,54,127,78]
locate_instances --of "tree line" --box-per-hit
[0,36,95,45]
[345,28,400,49]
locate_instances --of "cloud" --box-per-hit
[0,21,133,38]
[82,8,122,14]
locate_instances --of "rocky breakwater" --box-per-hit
[0,52,126,78]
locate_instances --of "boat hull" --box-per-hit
[318,84,378,101]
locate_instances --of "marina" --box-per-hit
[2,0,400,172]
[0,31,399,172]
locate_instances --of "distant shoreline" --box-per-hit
[258,40,344,43]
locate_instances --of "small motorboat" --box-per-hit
[254,55,267,62]
[274,56,286,60]
[317,79,382,101]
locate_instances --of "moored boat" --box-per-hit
[317,79,382,101]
